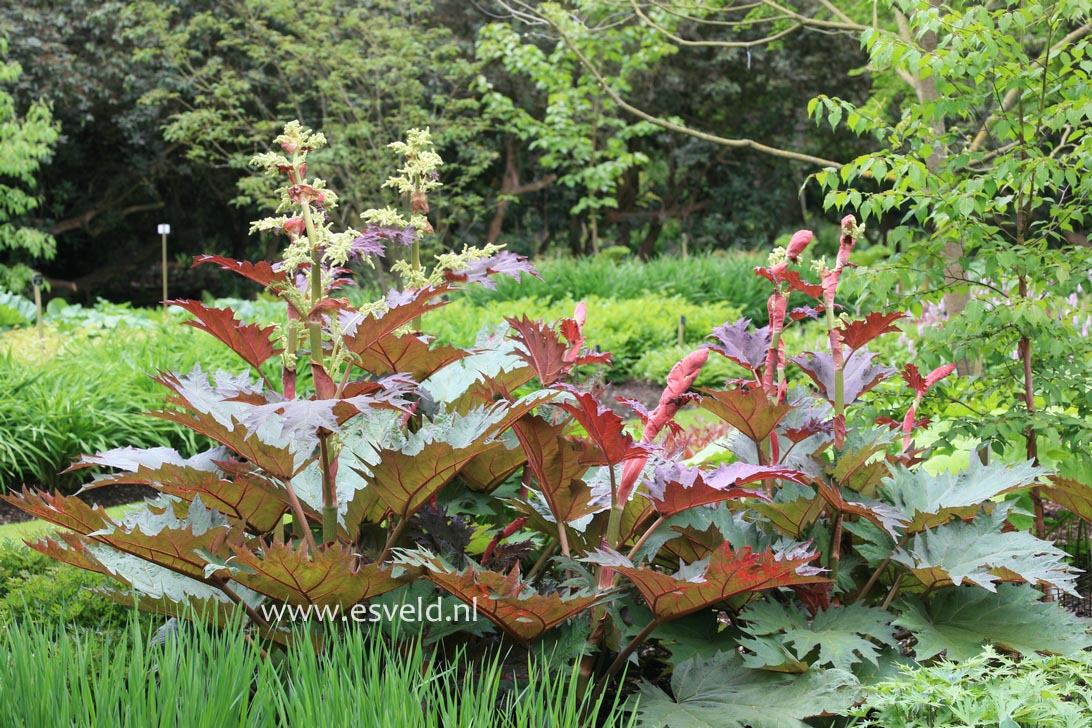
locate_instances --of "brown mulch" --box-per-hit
[0,484,156,526]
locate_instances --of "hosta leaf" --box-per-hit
[646,462,802,518]
[880,458,1047,531]
[170,300,282,371]
[401,551,602,644]
[894,584,1092,661]
[228,541,413,607]
[790,350,894,404]
[699,387,790,444]
[606,542,825,620]
[704,318,771,371]
[892,505,1079,595]
[354,333,468,381]
[192,255,287,287]
[635,650,858,728]
[837,312,905,352]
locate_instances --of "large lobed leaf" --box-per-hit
[170,300,282,371]
[894,583,1092,661]
[698,387,790,444]
[892,505,1079,595]
[636,650,858,728]
[644,462,803,518]
[790,350,894,404]
[880,458,1047,532]
[227,541,413,607]
[602,542,825,620]
[739,600,898,672]
[399,551,603,644]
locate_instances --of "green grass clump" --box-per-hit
[455,252,770,323]
[0,615,637,727]
[0,319,246,491]
[424,294,740,381]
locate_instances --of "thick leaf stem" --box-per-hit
[282,477,319,553]
[605,464,623,550]
[828,510,843,587]
[377,516,410,565]
[214,576,274,634]
[850,532,911,605]
[626,515,665,562]
[592,616,660,701]
[318,433,337,544]
[526,539,559,583]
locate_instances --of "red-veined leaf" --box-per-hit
[605,543,825,620]
[698,386,791,444]
[170,300,282,371]
[228,541,413,607]
[838,312,906,352]
[410,554,602,644]
[554,388,647,465]
[192,255,287,287]
[355,333,469,381]
[513,416,600,524]
[646,463,801,518]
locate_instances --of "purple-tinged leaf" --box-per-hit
[646,462,788,518]
[704,319,770,371]
[790,350,894,404]
[444,251,539,289]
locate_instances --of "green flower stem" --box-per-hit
[318,433,337,545]
[301,202,324,370]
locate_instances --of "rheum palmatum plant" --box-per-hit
[6,125,1089,727]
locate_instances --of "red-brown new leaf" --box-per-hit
[421,558,603,644]
[554,388,647,466]
[192,255,287,287]
[170,300,282,371]
[838,312,906,352]
[228,541,413,607]
[613,542,825,620]
[699,387,791,444]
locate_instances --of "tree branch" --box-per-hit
[510,2,842,168]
